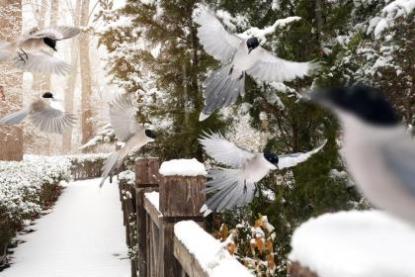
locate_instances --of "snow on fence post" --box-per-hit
[135,157,160,277]
[158,159,207,277]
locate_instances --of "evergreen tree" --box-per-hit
[97,0,414,275]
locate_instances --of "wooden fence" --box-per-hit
[118,157,252,277]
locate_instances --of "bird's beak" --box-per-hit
[248,48,253,54]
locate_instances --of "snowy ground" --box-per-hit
[0,179,131,277]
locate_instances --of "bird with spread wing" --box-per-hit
[0,26,80,75]
[193,3,319,121]
[199,132,326,215]
[0,92,76,134]
[99,94,156,187]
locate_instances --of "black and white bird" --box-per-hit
[0,26,80,75]
[312,85,415,224]
[193,4,319,121]
[0,92,76,134]
[99,94,156,187]
[199,132,326,215]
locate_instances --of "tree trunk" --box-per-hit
[62,0,81,154]
[79,0,94,149]
[0,0,23,161]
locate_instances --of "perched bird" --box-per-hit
[312,85,415,224]
[0,92,76,134]
[0,26,80,75]
[193,4,319,121]
[99,94,156,187]
[199,132,326,215]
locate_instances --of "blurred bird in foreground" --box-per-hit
[99,94,156,187]
[0,92,76,134]
[192,3,319,121]
[312,85,415,224]
[0,26,80,75]
[199,132,326,215]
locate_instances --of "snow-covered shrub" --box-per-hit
[0,156,72,262]
[67,153,109,180]
[213,215,281,275]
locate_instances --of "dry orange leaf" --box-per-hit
[227,242,236,255]
[256,237,264,252]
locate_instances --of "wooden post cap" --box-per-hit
[135,157,160,187]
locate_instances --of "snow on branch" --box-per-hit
[239,16,302,42]
[368,0,415,38]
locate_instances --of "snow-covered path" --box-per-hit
[0,179,131,277]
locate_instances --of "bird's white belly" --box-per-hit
[343,135,415,223]
[232,47,257,75]
[242,156,272,183]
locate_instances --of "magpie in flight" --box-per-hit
[199,132,326,215]
[312,85,415,224]
[193,3,319,121]
[0,26,80,75]
[99,94,156,187]
[0,92,76,134]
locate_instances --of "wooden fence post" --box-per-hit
[135,157,160,277]
[158,175,206,277]
[119,177,137,277]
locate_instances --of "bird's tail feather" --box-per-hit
[99,151,121,188]
[0,109,29,125]
[201,168,255,216]
[200,65,245,121]
[0,41,13,62]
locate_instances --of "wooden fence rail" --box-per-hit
[118,157,252,277]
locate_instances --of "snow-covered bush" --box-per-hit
[0,156,72,263]
[0,153,110,266]
[67,153,109,180]
[213,215,281,275]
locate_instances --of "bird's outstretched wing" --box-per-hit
[0,109,29,125]
[199,132,255,168]
[192,3,241,63]
[13,51,71,75]
[109,94,142,142]
[278,140,327,169]
[29,105,76,134]
[200,168,256,215]
[247,47,320,82]
[383,139,415,196]
[29,26,81,40]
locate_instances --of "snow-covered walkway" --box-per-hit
[0,178,131,277]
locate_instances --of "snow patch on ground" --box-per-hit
[0,178,130,277]
[159,158,207,176]
[289,210,415,277]
[174,220,253,276]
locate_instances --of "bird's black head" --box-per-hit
[311,85,400,126]
[264,152,279,166]
[42,92,54,99]
[145,129,157,139]
[246,37,260,54]
[43,37,57,51]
